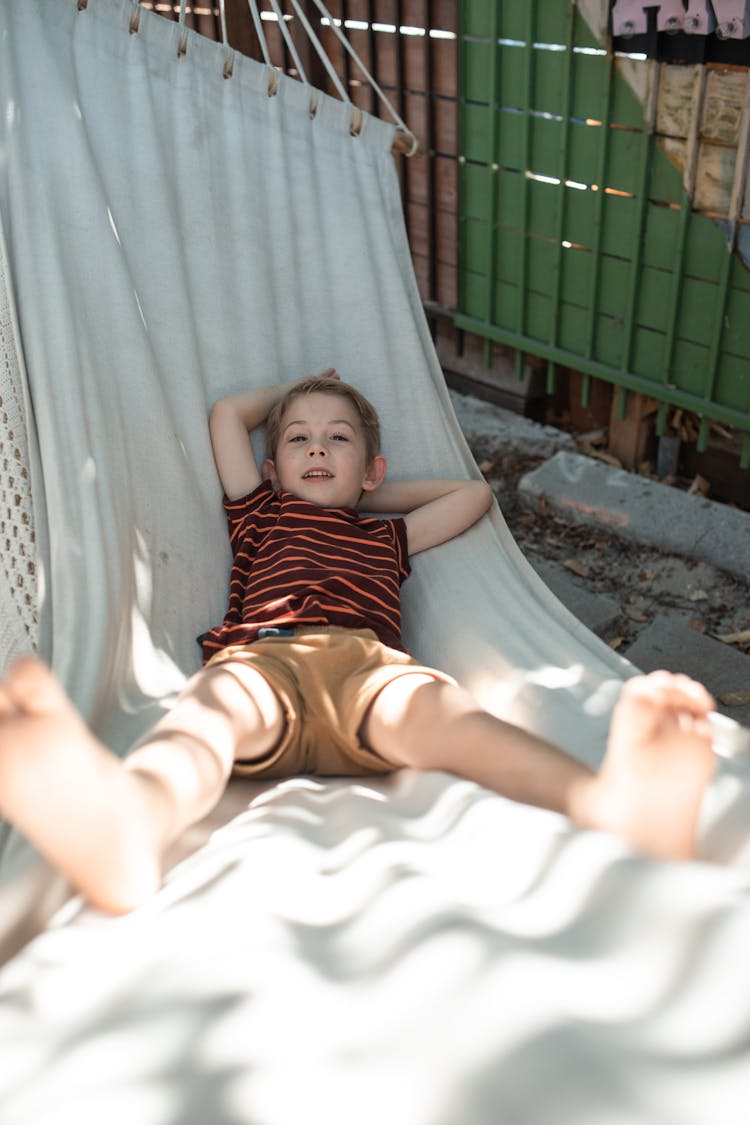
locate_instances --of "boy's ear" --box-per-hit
[262,459,280,490]
[360,454,387,493]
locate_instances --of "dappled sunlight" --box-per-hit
[127,528,185,708]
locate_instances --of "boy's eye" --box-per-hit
[289,434,307,443]
[331,433,348,442]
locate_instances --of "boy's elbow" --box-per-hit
[474,479,493,516]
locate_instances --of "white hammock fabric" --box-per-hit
[0,2,749,1121]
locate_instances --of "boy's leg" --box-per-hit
[0,656,284,913]
[360,670,716,860]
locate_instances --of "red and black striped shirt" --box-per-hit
[202,480,411,661]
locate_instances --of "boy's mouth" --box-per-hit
[303,469,333,479]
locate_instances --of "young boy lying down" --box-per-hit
[0,372,717,913]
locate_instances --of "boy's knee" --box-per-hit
[189,662,285,749]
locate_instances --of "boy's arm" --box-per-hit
[361,478,493,555]
[209,372,336,500]
[209,386,283,500]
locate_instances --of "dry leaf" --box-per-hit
[688,589,708,602]
[715,628,750,646]
[688,474,710,497]
[578,440,622,468]
[688,617,707,633]
[608,636,625,650]
[719,689,750,708]
[563,558,590,578]
[624,606,649,623]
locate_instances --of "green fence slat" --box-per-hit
[715,354,750,411]
[499,44,528,108]
[530,115,563,179]
[567,119,602,187]
[533,48,566,114]
[586,50,614,358]
[606,128,645,196]
[497,5,528,41]
[571,49,609,121]
[548,0,576,363]
[701,246,733,406]
[482,1,501,357]
[456,0,750,465]
[497,108,524,168]
[573,4,601,49]
[678,277,724,349]
[495,167,525,226]
[460,102,493,163]
[560,244,592,307]
[684,212,727,284]
[535,3,571,42]
[463,0,492,38]
[642,201,680,269]
[723,285,750,356]
[528,236,558,296]
[528,177,560,239]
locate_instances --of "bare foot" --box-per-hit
[584,671,717,860]
[0,657,164,913]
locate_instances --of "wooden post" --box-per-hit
[608,389,659,470]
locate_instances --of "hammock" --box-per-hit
[1,2,749,1121]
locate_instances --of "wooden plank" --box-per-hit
[656,63,701,139]
[701,67,748,145]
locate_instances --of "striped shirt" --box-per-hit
[201,480,411,661]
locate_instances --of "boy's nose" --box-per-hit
[308,444,327,457]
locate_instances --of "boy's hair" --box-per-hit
[265,374,382,463]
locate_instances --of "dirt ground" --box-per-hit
[473,446,750,659]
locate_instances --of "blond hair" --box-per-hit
[265,375,381,463]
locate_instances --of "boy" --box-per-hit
[0,372,717,914]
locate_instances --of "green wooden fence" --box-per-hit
[456,0,750,468]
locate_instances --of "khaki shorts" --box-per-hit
[204,626,455,779]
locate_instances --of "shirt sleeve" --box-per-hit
[390,516,411,583]
[223,479,276,555]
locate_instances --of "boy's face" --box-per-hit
[263,392,385,509]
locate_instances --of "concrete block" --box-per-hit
[518,451,750,583]
[530,559,621,637]
[625,614,750,726]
